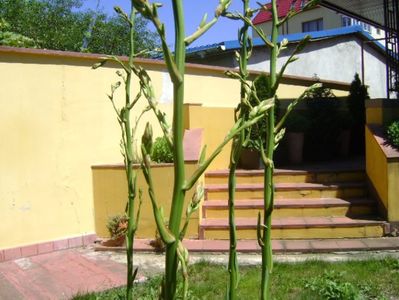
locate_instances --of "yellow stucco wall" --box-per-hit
[184,105,235,169]
[0,52,171,249]
[366,126,399,222]
[0,47,350,249]
[365,127,388,208]
[92,163,199,239]
[366,107,383,125]
[387,162,399,221]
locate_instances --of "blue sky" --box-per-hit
[81,0,265,47]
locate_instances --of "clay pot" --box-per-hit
[100,235,125,247]
[238,148,261,169]
[287,132,304,164]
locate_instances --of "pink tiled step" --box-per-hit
[202,198,374,210]
[205,182,366,192]
[200,216,386,229]
[199,216,388,239]
[205,182,367,200]
[205,166,365,184]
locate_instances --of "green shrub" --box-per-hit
[151,136,173,163]
[305,270,361,300]
[387,120,399,148]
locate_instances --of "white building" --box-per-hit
[187,26,387,98]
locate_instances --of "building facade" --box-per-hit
[253,0,385,43]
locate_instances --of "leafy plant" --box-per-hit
[151,136,173,163]
[387,120,399,148]
[305,271,361,300]
[106,214,128,239]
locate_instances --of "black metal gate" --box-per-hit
[384,0,399,99]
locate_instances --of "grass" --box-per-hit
[72,257,399,299]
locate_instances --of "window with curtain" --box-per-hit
[302,18,324,32]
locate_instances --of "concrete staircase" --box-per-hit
[200,166,388,240]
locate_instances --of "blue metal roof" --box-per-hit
[187,25,385,55]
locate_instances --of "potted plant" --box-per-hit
[285,111,311,164]
[101,214,128,247]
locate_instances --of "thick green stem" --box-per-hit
[125,4,137,300]
[227,143,240,300]
[164,1,186,299]
[260,0,278,299]
[227,1,250,298]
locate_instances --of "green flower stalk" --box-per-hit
[226,1,321,298]
[225,1,252,298]
[92,2,149,299]
[132,1,233,298]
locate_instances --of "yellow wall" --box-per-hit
[366,107,383,125]
[0,47,350,249]
[0,51,171,248]
[387,162,399,221]
[366,126,399,222]
[184,105,235,169]
[365,127,388,208]
[92,163,199,239]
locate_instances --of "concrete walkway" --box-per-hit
[1,245,399,300]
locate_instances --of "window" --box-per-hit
[341,16,371,33]
[302,19,324,32]
[341,16,352,27]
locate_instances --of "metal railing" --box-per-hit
[384,0,399,99]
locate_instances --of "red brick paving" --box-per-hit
[1,237,399,299]
[0,248,126,300]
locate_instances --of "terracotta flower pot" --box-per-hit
[287,131,304,164]
[238,148,261,169]
[101,235,125,247]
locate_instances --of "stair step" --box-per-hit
[205,182,367,200]
[205,168,365,184]
[200,216,387,240]
[202,198,376,218]
[99,237,399,253]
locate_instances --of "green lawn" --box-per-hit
[72,257,399,300]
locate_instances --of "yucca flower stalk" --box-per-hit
[92,2,151,299]
[227,0,321,298]
[131,1,234,298]
[223,0,252,298]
